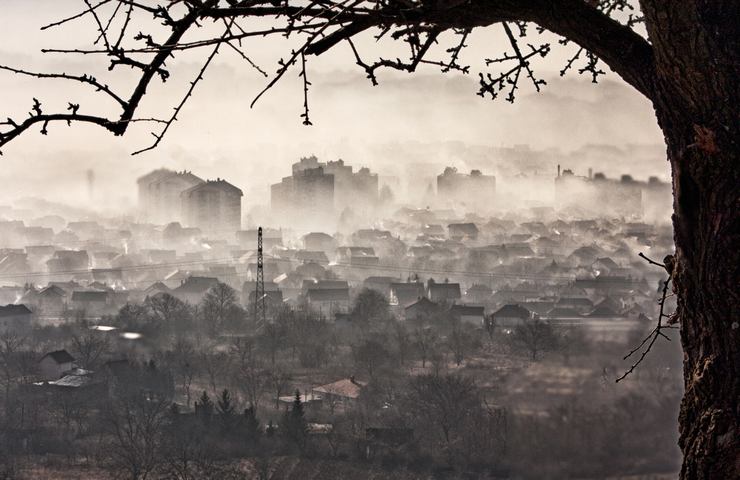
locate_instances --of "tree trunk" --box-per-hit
[666,121,740,479]
[641,2,740,477]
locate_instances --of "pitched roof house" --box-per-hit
[39,349,76,379]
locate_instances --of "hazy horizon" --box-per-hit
[0,1,668,213]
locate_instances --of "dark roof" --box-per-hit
[428,283,461,297]
[450,305,485,316]
[42,349,75,364]
[547,307,582,318]
[467,284,492,293]
[570,246,600,258]
[144,281,170,294]
[71,290,108,302]
[303,280,349,291]
[303,232,334,241]
[556,297,594,307]
[594,257,619,269]
[363,276,396,285]
[493,304,531,319]
[174,276,219,294]
[39,285,66,297]
[296,250,329,263]
[306,288,350,302]
[588,305,623,317]
[448,223,479,233]
[405,297,438,310]
[0,304,33,317]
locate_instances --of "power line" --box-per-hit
[0,250,580,284]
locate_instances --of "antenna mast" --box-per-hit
[254,226,266,329]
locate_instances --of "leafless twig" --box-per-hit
[616,252,676,383]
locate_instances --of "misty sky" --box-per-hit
[0,1,667,212]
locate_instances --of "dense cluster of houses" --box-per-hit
[1,196,671,337]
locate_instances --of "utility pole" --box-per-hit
[254,226,266,329]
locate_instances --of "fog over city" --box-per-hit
[0,2,688,480]
[0,1,667,213]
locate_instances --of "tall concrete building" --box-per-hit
[137,169,204,224]
[271,156,378,229]
[271,166,335,230]
[437,167,496,209]
[554,167,644,218]
[181,179,243,236]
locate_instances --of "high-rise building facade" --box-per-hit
[181,179,243,236]
[137,169,204,224]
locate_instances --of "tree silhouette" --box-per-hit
[0,2,738,476]
[195,390,214,422]
[217,389,236,418]
[281,390,308,451]
[509,317,558,361]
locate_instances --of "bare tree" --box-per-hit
[170,338,198,408]
[103,394,170,480]
[200,348,231,396]
[446,324,477,366]
[413,327,437,368]
[350,288,390,332]
[405,374,481,456]
[1,1,738,475]
[69,331,110,369]
[258,321,287,366]
[352,337,390,379]
[267,367,291,410]
[146,293,189,329]
[0,333,26,417]
[392,322,412,367]
[509,317,558,361]
[200,283,243,336]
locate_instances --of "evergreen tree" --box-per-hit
[216,389,236,432]
[217,389,236,417]
[281,390,308,450]
[195,390,214,422]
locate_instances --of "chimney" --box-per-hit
[557,164,561,178]
[588,167,593,179]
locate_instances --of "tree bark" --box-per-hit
[640,2,740,477]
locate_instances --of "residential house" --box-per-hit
[389,282,425,307]
[555,297,594,314]
[71,290,111,316]
[404,297,442,322]
[47,250,89,274]
[172,276,219,304]
[313,377,366,411]
[306,287,350,316]
[0,304,33,334]
[362,276,396,299]
[427,282,461,304]
[302,232,337,255]
[39,350,76,379]
[30,285,67,314]
[465,284,493,304]
[296,250,329,265]
[448,222,479,241]
[492,304,532,327]
[449,304,486,326]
